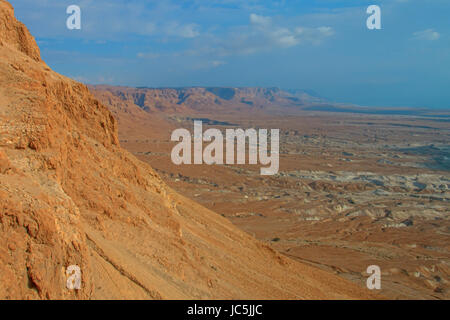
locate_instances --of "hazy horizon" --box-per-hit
[10,0,450,109]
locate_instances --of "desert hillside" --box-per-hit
[0,0,377,299]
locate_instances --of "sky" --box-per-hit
[9,0,450,109]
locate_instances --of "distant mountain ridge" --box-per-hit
[89,85,450,118]
[89,85,327,115]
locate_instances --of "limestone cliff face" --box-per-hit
[0,0,376,299]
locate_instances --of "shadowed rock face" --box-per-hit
[0,0,377,300]
[205,87,236,100]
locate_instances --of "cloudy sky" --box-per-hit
[9,0,450,109]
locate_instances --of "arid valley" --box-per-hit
[91,85,450,300]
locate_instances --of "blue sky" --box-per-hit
[9,0,450,109]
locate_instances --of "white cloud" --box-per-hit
[212,60,226,67]
[180,13,334,57]
[413,29,440,41]
[225,14,334,54]
[317,27,334,37]
[192,60,227,70]
[137,52,160,59]
[164,22,200,38]
[250,13,272,27]
[71,75,115,84]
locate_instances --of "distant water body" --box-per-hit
[304,106,450,119]
[303,106,450,171]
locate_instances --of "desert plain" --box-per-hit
[91,85,450,300]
